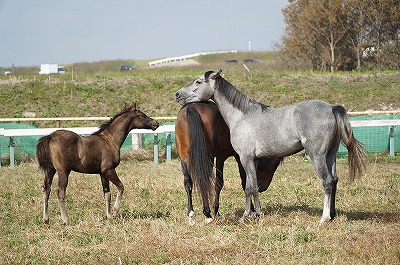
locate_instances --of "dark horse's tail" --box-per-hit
[332,105,367,180]
[186,107,214,201]
[36,135,54,173]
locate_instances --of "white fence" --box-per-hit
[1,118,399,168]
[0,125,175,167]
[148,50,238,67]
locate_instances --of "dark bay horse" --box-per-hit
[176,101,281,224]
[36,104,159,224]
[175,70,367,225]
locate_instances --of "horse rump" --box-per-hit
[36,135,54,172]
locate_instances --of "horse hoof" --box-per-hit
[188,217,195,226]
[43,219,49,225]
[318,216,331,227]
[112,209,120,219]
[205,217,213,224]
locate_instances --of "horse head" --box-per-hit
[127,104,159,131]
[175,69,222,106]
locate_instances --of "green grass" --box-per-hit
[0,69,399,129]
[0,154,399,264]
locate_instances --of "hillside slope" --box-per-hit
[0,66,398,128]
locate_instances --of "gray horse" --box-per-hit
[175,70,367,225]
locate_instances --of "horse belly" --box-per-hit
[234,122,302,158]
[255,137,303,158]
[75,141,114,173]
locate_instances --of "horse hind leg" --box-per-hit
[213,158,225,217]
[312,154,338,226]
[42,168,56,224]
[56,169,70,225]
[182,160,195,225]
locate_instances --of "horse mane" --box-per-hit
[215,76,269,112]
[92,106,131,135]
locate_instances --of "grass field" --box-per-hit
[0,52,399,264]
[0,152,399,264]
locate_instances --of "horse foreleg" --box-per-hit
[236,156,256,213]
[56,170,70,225]
[42,168,56,224]
[100,175,112,219]
[240,159,260,223]
[104,192,112,219]
[113,185,124,218]
[102,169,124,218]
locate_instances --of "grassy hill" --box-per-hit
[0,51,399,128]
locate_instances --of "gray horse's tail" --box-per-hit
[186,107,214,201]
[36,135,54,173]
[332,105,367,180]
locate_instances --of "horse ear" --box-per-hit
[210,69,222,80]
[133,102,137,110]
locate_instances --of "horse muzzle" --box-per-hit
[151,121,160,131]
[175,91,201,106]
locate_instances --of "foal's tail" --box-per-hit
[186,107,214,201]
[332,105,367,180]
[36,135,54,173]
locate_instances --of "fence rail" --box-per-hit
[1,110,399,125]
[1,118,399,168]
[0,125,175,167]
[148,50,238,67]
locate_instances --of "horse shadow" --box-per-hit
[119,209,171,220]
[231,203,399,224]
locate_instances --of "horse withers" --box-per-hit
[176,101,281,224]
[176,70,367,225]
[36,104,159,224]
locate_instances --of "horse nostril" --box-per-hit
[175,92,180,98]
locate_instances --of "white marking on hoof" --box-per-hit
[205,217,213,224]
[188,217,195,226]
[188,210,195,226]
[318,215,331,227]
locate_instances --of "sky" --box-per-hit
[0,0,288,67]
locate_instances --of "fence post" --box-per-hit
[166,132,171,160]
[388,126,395,156]
[153,134,159,164]
[132,134,140,150]
[9,137,15,167]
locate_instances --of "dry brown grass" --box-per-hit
[0,153,399,264]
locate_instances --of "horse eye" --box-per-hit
[195,80,201,84]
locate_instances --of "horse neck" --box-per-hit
[100,115,133,148]
[213,79,255,128]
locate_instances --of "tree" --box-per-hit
[281,0,400,71]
